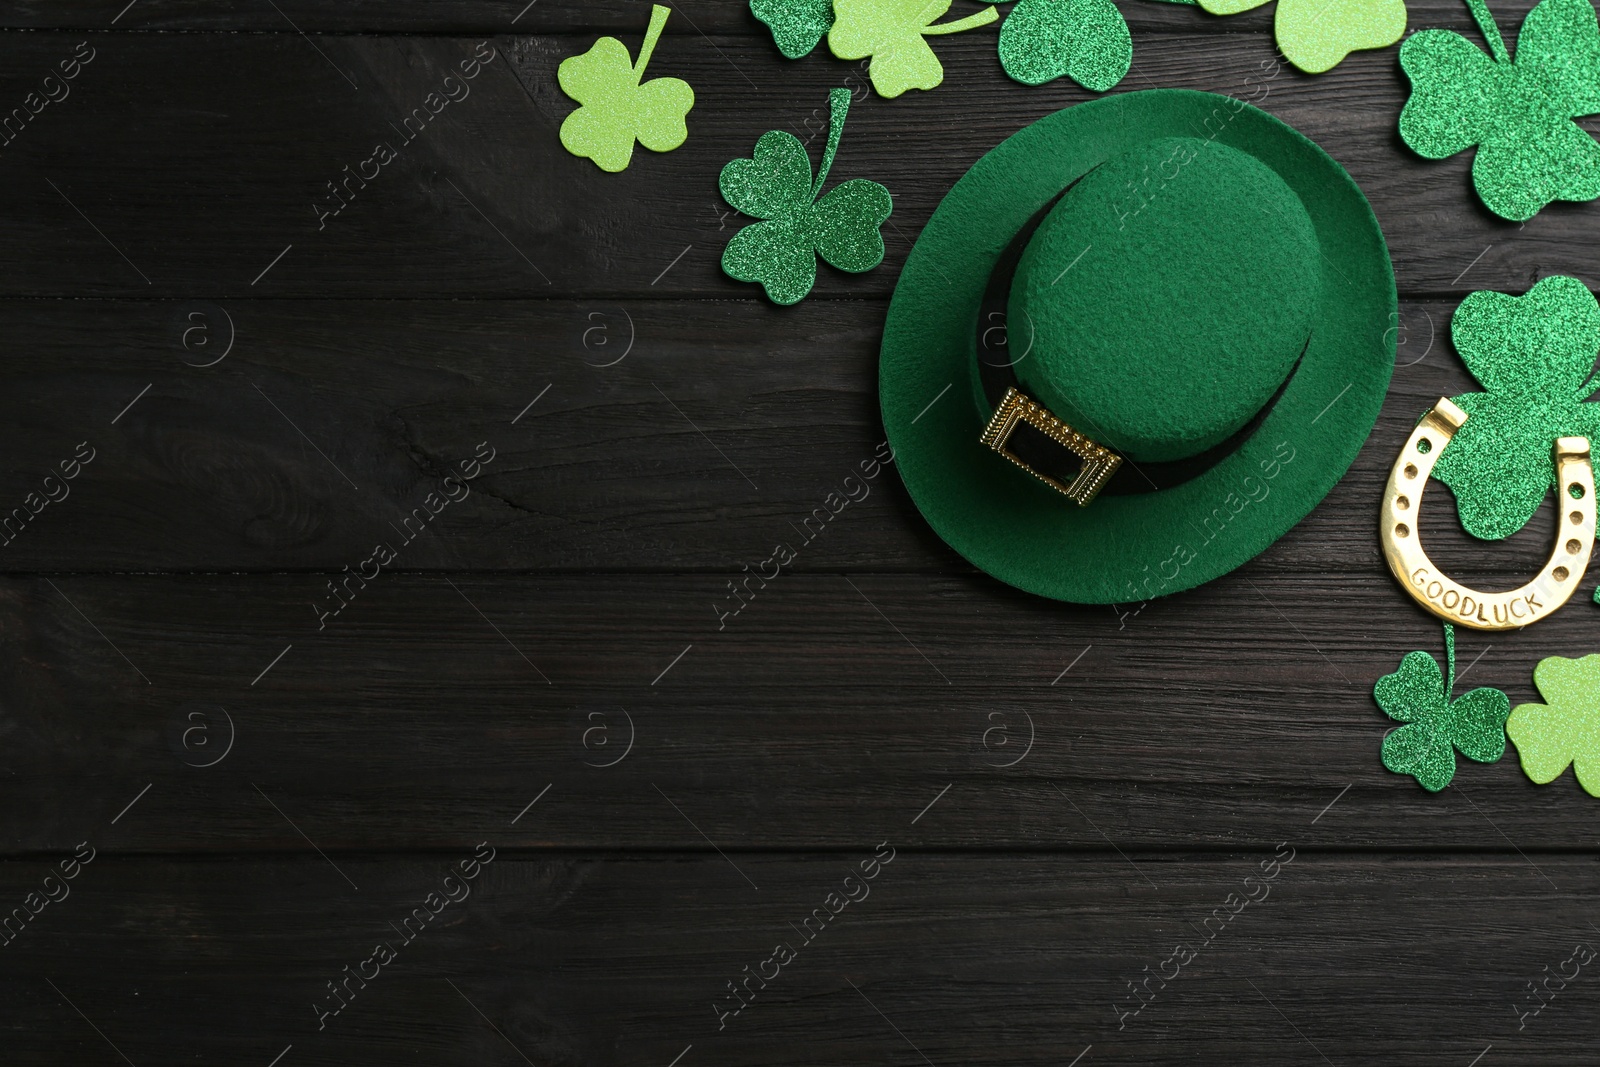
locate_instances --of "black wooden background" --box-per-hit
[2,1,1598,1064]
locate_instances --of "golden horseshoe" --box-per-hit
[1381,398,1595,630]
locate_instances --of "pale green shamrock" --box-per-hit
[830,0,999,98]
[997,0,1131,91]
[1433,276,1600,541]
[751,0,836,58]
[558,4,695,173]
[1399,0,1600,220]
[1374,623,1510,792]
[720,88,892,305]
[1198,0,1405,73]
[1507,653,1600,796]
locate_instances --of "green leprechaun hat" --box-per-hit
[880,90,1396,603]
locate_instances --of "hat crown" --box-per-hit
[1008,136,1320,463]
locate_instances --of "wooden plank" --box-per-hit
[0,571,1593,852]
[0,0,1547,35]
[0,297,1560,574]
[0,32,1586,298]
[0,853,1595,1065]
[4,0,1236,32]
[0,9,1594,1066]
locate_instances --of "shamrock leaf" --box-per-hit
[559,5,695,173]
[1433,276,1600,540]
[720,88,893,305]
[830,0,1000,98]
[1399,0,1600,220]
[1198,0,1405,73]
[1507,653,1600,795]
[720,130,815,219]
[752,0,836,58]
[1374,623,1510,791]
[997,0,1131,91]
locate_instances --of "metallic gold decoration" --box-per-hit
[979,386,1122,505]
[1381,398,1595,630]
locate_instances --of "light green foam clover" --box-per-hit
[751,0,836,58]
[1433,276,1600,541]
[760,0,1130,93]
[1508,653,1600,795]
[1198,0,1405,73]
[1374,623,1510,792]
[719,88,892,305]
[1399,0,1600,220]
[829,0,999,98]
[558,4,695,173]
[997,0,1132,91]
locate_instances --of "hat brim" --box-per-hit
[880,90,1396,604]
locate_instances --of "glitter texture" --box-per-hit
[997,0,1132,91]
[1200,0,1405,73]
[1399,0,1600,220]
[751,0,835,59]
[719,88,892,305]
[1374,623,1511,792]
[1507,653,1600,796]
[830,0,999,98]
[1434,276,1600,540]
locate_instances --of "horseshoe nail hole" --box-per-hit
[1416,438,1432,454]
[1570,482,1587,499]
[1394,523,1410,538]
[1396,495,1411,510]
[1404,463,1418,479]
[1569,539,1583,555]
[1554,566,1570,582]
[1573,511,1585,525]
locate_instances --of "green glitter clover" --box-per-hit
[829,0,999,98]
[1507,653,1600,796]
[1398,0,1600,221]
[558,5,695,173]
[719,88,893,305]
[1433,276,1600,541]
[751,0,836,59]
[997,0,1132,91]
[1198,0,1405,73]
[1375,623,1510,792]
[754,0,1135,94]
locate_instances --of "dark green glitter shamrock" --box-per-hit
[751,0,835,59]
[998,0,1132,91]
[1398,0,1600,221]
[719,88,892,306]
[1375,623,1510,792]
[1433,276,1600,541]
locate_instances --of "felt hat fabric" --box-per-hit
[880,89,1396,603]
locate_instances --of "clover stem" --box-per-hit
[1463,0,1510,64]
[634,3,672,81]
[922,5,1001,35]
[1443,622,1456,697]
[812,87,852,200]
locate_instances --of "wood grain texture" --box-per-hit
[0,0,1552,34]
[0,297,1565,575]
[0,854,1596,1066]
[0,31,1585,298]
[0,571,1593,851]
[6,3,1600,1063]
